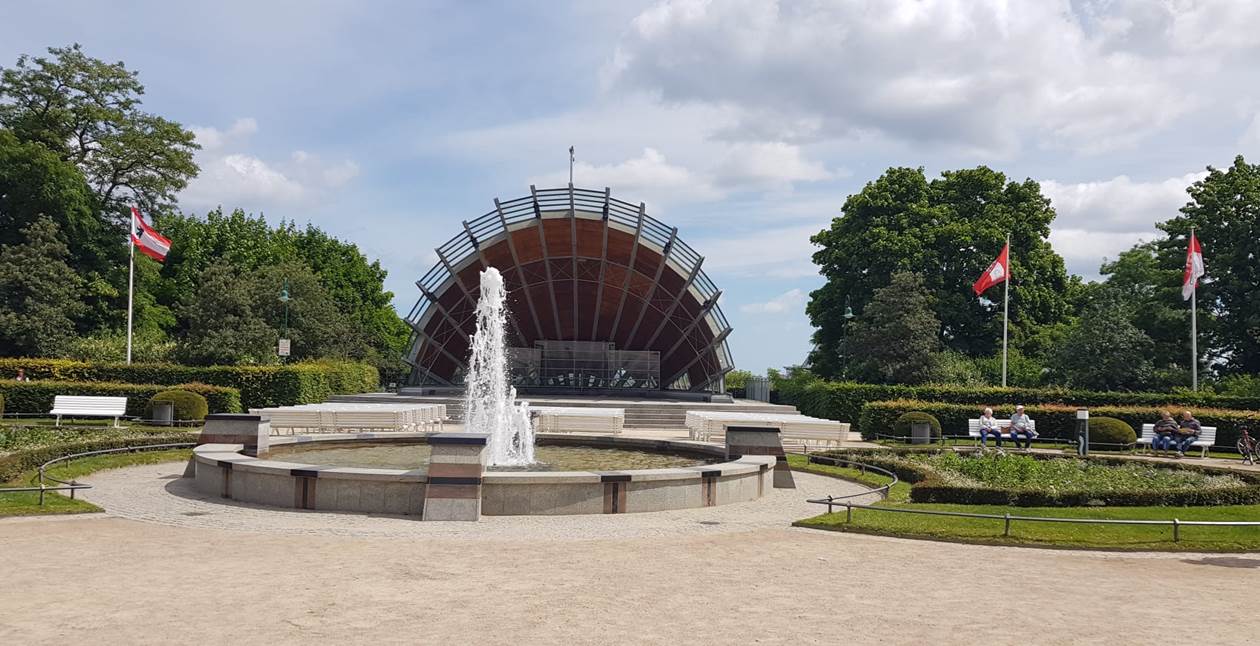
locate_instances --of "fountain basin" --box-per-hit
[190,433,774,516]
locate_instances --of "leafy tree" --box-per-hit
[1157,155,1260,375]
[844,272,941,384]
[249,261,364,361]
[0,218,85,356]
[724,369,754,391]
[807,166,1071,378]
[176,263,279,365]
[0,44,198,218]
[1098,240,1192,378]
[1050,289,1155,391]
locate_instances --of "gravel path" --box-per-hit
[2,460,1256,645]
[74,460,877,540]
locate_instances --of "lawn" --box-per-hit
[789,454,1260,551]
[0,448,191,517]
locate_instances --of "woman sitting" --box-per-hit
[1151,411,1179,454]
[978,407,1003,448]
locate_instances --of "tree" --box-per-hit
[1157,155,1260,375]
[249,261,364,361]
[0,44,199,218]
[0,218,85,356]
[1050,289,1155,391]
[1098,241,1192,382]
[807,166,1071,378]
[176,263,279,365]
[844,272,941,384]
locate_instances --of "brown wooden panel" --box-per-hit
[657,267,684,296]
[482,240,514,268]
[512,227,543,263]
[631,306,664,349]
[552,281,576,340]
[605,228,635,265]
[542,219,572,257]
[519,260,548,287]
[505,288,539,342]
[575,219,605,258]
[528,284,559,338]
[595,284,622,340]
[457,261,485,290]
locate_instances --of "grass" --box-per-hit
[0,448,190,517]
[788,454,1260,551]
[0,420,198,453]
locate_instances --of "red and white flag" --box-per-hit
[1182,231,1204,301]
[973,242,1009,296]
[130,206,171,262]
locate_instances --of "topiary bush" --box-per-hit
[892,411,942,440]
[1087,416,1137,449]
[146,389,209,423]
[0,380,240,417]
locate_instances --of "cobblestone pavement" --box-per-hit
[76,460,876,540]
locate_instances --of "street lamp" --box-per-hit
[278,279,292,361]
[841,295,855,378]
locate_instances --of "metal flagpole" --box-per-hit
[126,208,136,365]
[569,146,575,185]
[1002,233,1010,388]
[1190,227,1198,391]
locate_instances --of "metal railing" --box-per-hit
[802,454,1260,542]
[0,442,195,506]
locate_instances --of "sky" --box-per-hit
[4,0,1260,373]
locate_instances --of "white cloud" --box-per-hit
[530,147,723,204]
[1048,228,1156,279]
[180,118,359,212]
[700,223,825,279]
[604,0,1260,156]
[1042,172,1205,233]
[740,288,805,314]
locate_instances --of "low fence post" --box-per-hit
[846,503,852,524]
[1173,518,1180,543]
[1004,512,1011,537]
[826,495,834,514]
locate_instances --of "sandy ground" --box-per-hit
[1,463,1257,645]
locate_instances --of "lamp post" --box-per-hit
[840,295,855,378]
[278,279,291,361]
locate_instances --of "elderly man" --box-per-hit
[1174,410,1202,458]
[1008,405,1037,449]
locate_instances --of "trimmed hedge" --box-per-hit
[147,389,209,422]
[0,358,378,409]
[0,380,240,417]
[0,433,196,484]
[893,412,942,440]
[1088,417,1137,449]
[859,399,1260,449]
[816,448,1260,507]
[780,380,1260,434]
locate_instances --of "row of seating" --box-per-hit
[684,411,851,447]
[248,403,448,435]
[965,418,1216,457]
[529,407,625,435]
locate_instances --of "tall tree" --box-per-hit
[1157,155,1260,375]
[1051,289,1155,391]
[844,272,941,384]
[807,166,1071,378]
[0,218,85,356]
[176,263,279,366]
[1098,241,1192,380]
[0,44,199,219]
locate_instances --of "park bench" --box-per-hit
[1136,423,1216,457]
[49,395,128,428]
[967,418,1037,447]
[530,407,624,435]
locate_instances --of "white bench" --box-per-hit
[251,403,448,435]
[529,407,624,435]
[49,395,128,427]
[1136,423,1216,457]
[685,411,850,447]
[968,418,1037,446]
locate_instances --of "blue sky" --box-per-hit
[5,1,1260,373]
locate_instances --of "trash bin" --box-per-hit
[153,401,175,427]
[910,421,932,445]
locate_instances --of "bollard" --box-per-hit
[1173,518,1180,542]
[38,484,45,507]
[826,495,834,514]
[846,503,853,524]
[1004,512,1011,537]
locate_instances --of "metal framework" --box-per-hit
[403,186,734,392]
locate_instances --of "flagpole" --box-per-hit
[126,209,135,365]
[1190,227,1198,391]
[1002,233,1010,388]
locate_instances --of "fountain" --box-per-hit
[462,267,535,466]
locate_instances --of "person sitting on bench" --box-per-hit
[978,407,1003,448]
[1174,411,1202,458]
[1151,411,1179,454]
[1008,405,1037,449]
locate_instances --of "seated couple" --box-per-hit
[978,405,1037,449]
[1151,411,1201,458]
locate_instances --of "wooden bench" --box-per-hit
[1136,423,1216,457]
[967,418,1037,446]
[49,395,128,428]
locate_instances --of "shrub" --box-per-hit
[0,433,196,484]
[780,379,1260,433]
[146,389,209,423]
[0,393,5,418]
[0,380,240,417]
[0,358,378,409]
[858,399,1260,449]
[892,412,942,440]
[1087,416,1137,449]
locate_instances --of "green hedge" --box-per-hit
[780,380,1260,432]
[892,412,942,439]
[0,433,196,484]
[1089,417,1137,448]
[859,399,1260,449]
[0,380,240,417]
[0,358,378,409]
[815,448,1260,507]
[147,389,209,422]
